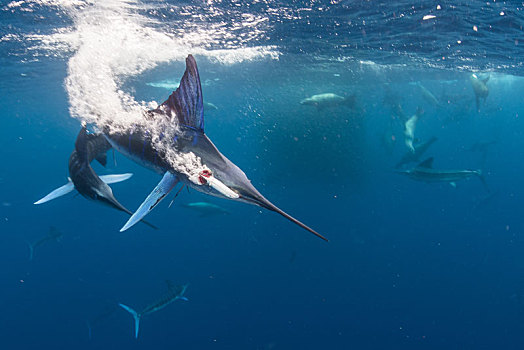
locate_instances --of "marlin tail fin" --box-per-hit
[34,181,75,204]
[119,303,140,339]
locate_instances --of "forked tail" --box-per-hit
[119,303,141,339]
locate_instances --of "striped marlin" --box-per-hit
[104,55,327,241]
[119,282,188,338]
[396,157,487,189]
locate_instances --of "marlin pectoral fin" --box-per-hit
[120,172,178,232]
[34,181,75,204]
[99,173,133,184]
[178,296,189,302]
[450,182,457,188]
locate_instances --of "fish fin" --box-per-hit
[120,172,178,232]
[159,55,204,131]
[95,152,108,167]
[482,75,490,84]
[417,157,434,169]
[119,303,140,339]
[178,296,189,302]
[34,181,75,204]
[449,182,456,188]
[99,173,133,184]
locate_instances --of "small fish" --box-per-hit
[203,102,218,112]
[182,201,229,216]
[300,93,356,110]
[119,282,188,339]
[146,80,180,89]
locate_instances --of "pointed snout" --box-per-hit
[237,186,328,242]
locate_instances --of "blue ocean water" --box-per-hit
[1,0,524,349]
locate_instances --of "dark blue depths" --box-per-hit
[1,1,524,349]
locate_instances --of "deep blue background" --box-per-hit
[1,1,524,349]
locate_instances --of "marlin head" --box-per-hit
[188,140,328,241]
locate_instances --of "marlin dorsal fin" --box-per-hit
[160,55,204,132]
[417,157,434,168]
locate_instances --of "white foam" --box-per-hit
[14,0,279,173]
[21,0,277,124]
